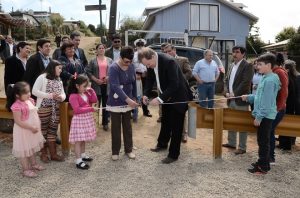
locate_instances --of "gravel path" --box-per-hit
[1,106,300,198]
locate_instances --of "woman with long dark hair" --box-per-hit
[32,60,66,162]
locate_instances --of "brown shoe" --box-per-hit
[234,149,246,155]
[40,143,50,163]
[48,141,65,161]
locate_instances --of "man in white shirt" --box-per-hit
[223,46,254,155]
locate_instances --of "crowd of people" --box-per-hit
[1,31,300,177]
[223,48,300,174]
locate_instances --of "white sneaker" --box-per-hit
[112,155,119,161]
[126,152,136,159]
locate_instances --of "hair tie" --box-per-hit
[73,72,77,80]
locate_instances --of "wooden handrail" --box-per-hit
[2,97,300,158]
[189,103,300,158]
[0,98,13,119]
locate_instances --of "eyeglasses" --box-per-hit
[122,58,132,64]
[113,40,121,43]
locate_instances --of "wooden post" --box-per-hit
[213,108,223,159]
[59,102,70,154]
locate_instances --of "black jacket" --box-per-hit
[4,55,25,95]
[74,48,88,67]
[23,53,50,89]
[0,40,16,61]
[144,53,193,113]
[286,75,300,115]
[224,59,254,106]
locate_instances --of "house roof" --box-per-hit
[262,39,290,49]
[10,11,40,26]
[0,12,36,28]
[143,0,258,29]
[142,7,162,16]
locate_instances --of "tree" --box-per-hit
[287,34,300,56]
[88,24,96,33]
[95,24,107,37]
[119,16,144,45]
[287,27,300,71]
[78,20,95,36]
[50,13,64,33]
[246,22,266,56]
[79,20,87,29]
[275,27,296,42]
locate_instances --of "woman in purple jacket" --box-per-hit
[106,46,139,161]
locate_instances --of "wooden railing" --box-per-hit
[2,97,300,158]
[0,98,13,119]
[189,103,300,159]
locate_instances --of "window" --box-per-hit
[190,4,219,31]
[210,40,235,59]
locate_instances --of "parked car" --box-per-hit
[149,45,225,100]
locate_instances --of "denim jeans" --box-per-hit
[197,82,215,108]
[227,100,249,151]
[269,109,286,160]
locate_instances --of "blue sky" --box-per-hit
[2,0,299,43]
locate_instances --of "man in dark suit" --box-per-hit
[222,46,254,155]
[70,31,88,67]
[164,44,192,143]
[105,34,122,62]
[4,41,31,96]
[139,47,193,164]
[23,39,52,90]
[0,35,16,63]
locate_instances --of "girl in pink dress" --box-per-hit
[68,74,97,170]
[6,82,45,178]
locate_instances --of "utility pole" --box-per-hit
[85,1,107,36]
[108,0,117,40]
[99,0,103,35]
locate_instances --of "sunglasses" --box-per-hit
[113,40,121,43]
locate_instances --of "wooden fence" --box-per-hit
[189,103,300,158]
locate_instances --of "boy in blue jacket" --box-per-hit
[242,53,280,175]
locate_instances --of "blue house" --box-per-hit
[142,0,258,55]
